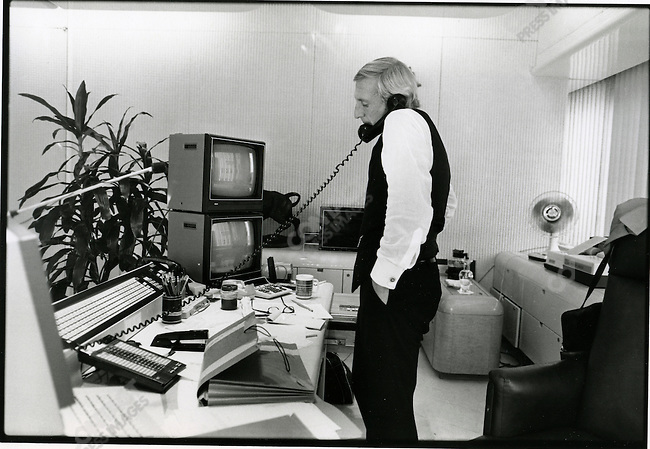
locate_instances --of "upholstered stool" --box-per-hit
[422,279,503,375]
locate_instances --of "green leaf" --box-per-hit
[101,257,120,283]
[148,191,168,203]
[74,81,88,132]
[86,93,118,125]
[38,208,61,243]
[73,223,90,257]
[88,260,101,284]
[130,197,145,237]
[104,217,120,256]
[72,254,88,292]
[148,136,169,152]
[33,113,77,136]
[73,152,90,179]
[19,92,70,125]
[18,170,61,206]
[50,280,69,301]
[119,179,131,198]
[119,111,152,149]
[41,140,66,155]
[45,247,71,276]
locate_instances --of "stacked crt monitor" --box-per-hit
[167,133,265,286]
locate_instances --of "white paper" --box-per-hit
[566,236,607,255]
[267,313,326,330]
[61,387,167,438]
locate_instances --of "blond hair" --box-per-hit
[354,57,420,108]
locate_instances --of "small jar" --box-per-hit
[459,258,474,293]
[447,249,466,280]
[220,282,238,310]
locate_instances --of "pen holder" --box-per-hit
[162,294,183,324]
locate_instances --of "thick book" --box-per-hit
[198,340,315,406]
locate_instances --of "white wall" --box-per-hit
[8,3,645,282]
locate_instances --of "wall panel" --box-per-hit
[438,37,568,267]
[8,14,69,213]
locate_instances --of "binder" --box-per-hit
[198,340,314,406]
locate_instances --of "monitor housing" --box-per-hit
[168,210,264,287]
[167,133,265,214]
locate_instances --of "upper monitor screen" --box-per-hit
[210,142,257,199]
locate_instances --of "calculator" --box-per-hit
[78,338,186,393]
[254,283,294,299]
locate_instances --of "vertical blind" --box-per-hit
[560,61,648,245]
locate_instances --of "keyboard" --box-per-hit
[53,265,165,346]
[254,283,294,299]
[78,339,186,393]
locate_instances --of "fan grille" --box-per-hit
[530,192,576,235]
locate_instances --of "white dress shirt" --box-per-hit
[370,109,457,290]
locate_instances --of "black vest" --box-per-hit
[352,109,451,291]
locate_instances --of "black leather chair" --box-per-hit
[482,228,647,446]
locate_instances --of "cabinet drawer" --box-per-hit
[342,269,355,294]
[519,310,561,364]
[296,267,343,293]
[491,289,521,348]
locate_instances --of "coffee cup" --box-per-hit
[295,274,319,299]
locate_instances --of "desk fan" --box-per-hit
[528,191,578,261]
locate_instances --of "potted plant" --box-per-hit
[17,81,168,300]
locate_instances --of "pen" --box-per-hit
[291,298,313,312]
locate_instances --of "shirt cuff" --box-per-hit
[370,257,405,290]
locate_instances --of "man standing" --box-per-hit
[351,57,456,441]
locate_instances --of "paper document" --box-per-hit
[61,387,167,438]
[268,313,326,330]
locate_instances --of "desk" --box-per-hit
[263,247,358,294]
[492,251,605,364]
[61,282,363,440]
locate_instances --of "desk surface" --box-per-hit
[61,283,363,440]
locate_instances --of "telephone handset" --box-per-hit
[260,93,408,249]
[358,94,407,143]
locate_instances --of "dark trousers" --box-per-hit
[351,261,441,442]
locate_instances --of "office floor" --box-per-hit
[334,344,528,442]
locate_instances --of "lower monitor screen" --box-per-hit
[210,220,256,276]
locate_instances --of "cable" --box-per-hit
[245,324,291,372]
[219,138,364,281]
[476,264,494,284]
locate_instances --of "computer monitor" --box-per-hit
[5,219,74,435]
[167,133,265,214]
[319,206,364,251]
[167,211,263,287]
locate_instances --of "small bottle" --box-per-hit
[220,282,238,310]
[459,258,474,294]
[448,249,466,280]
